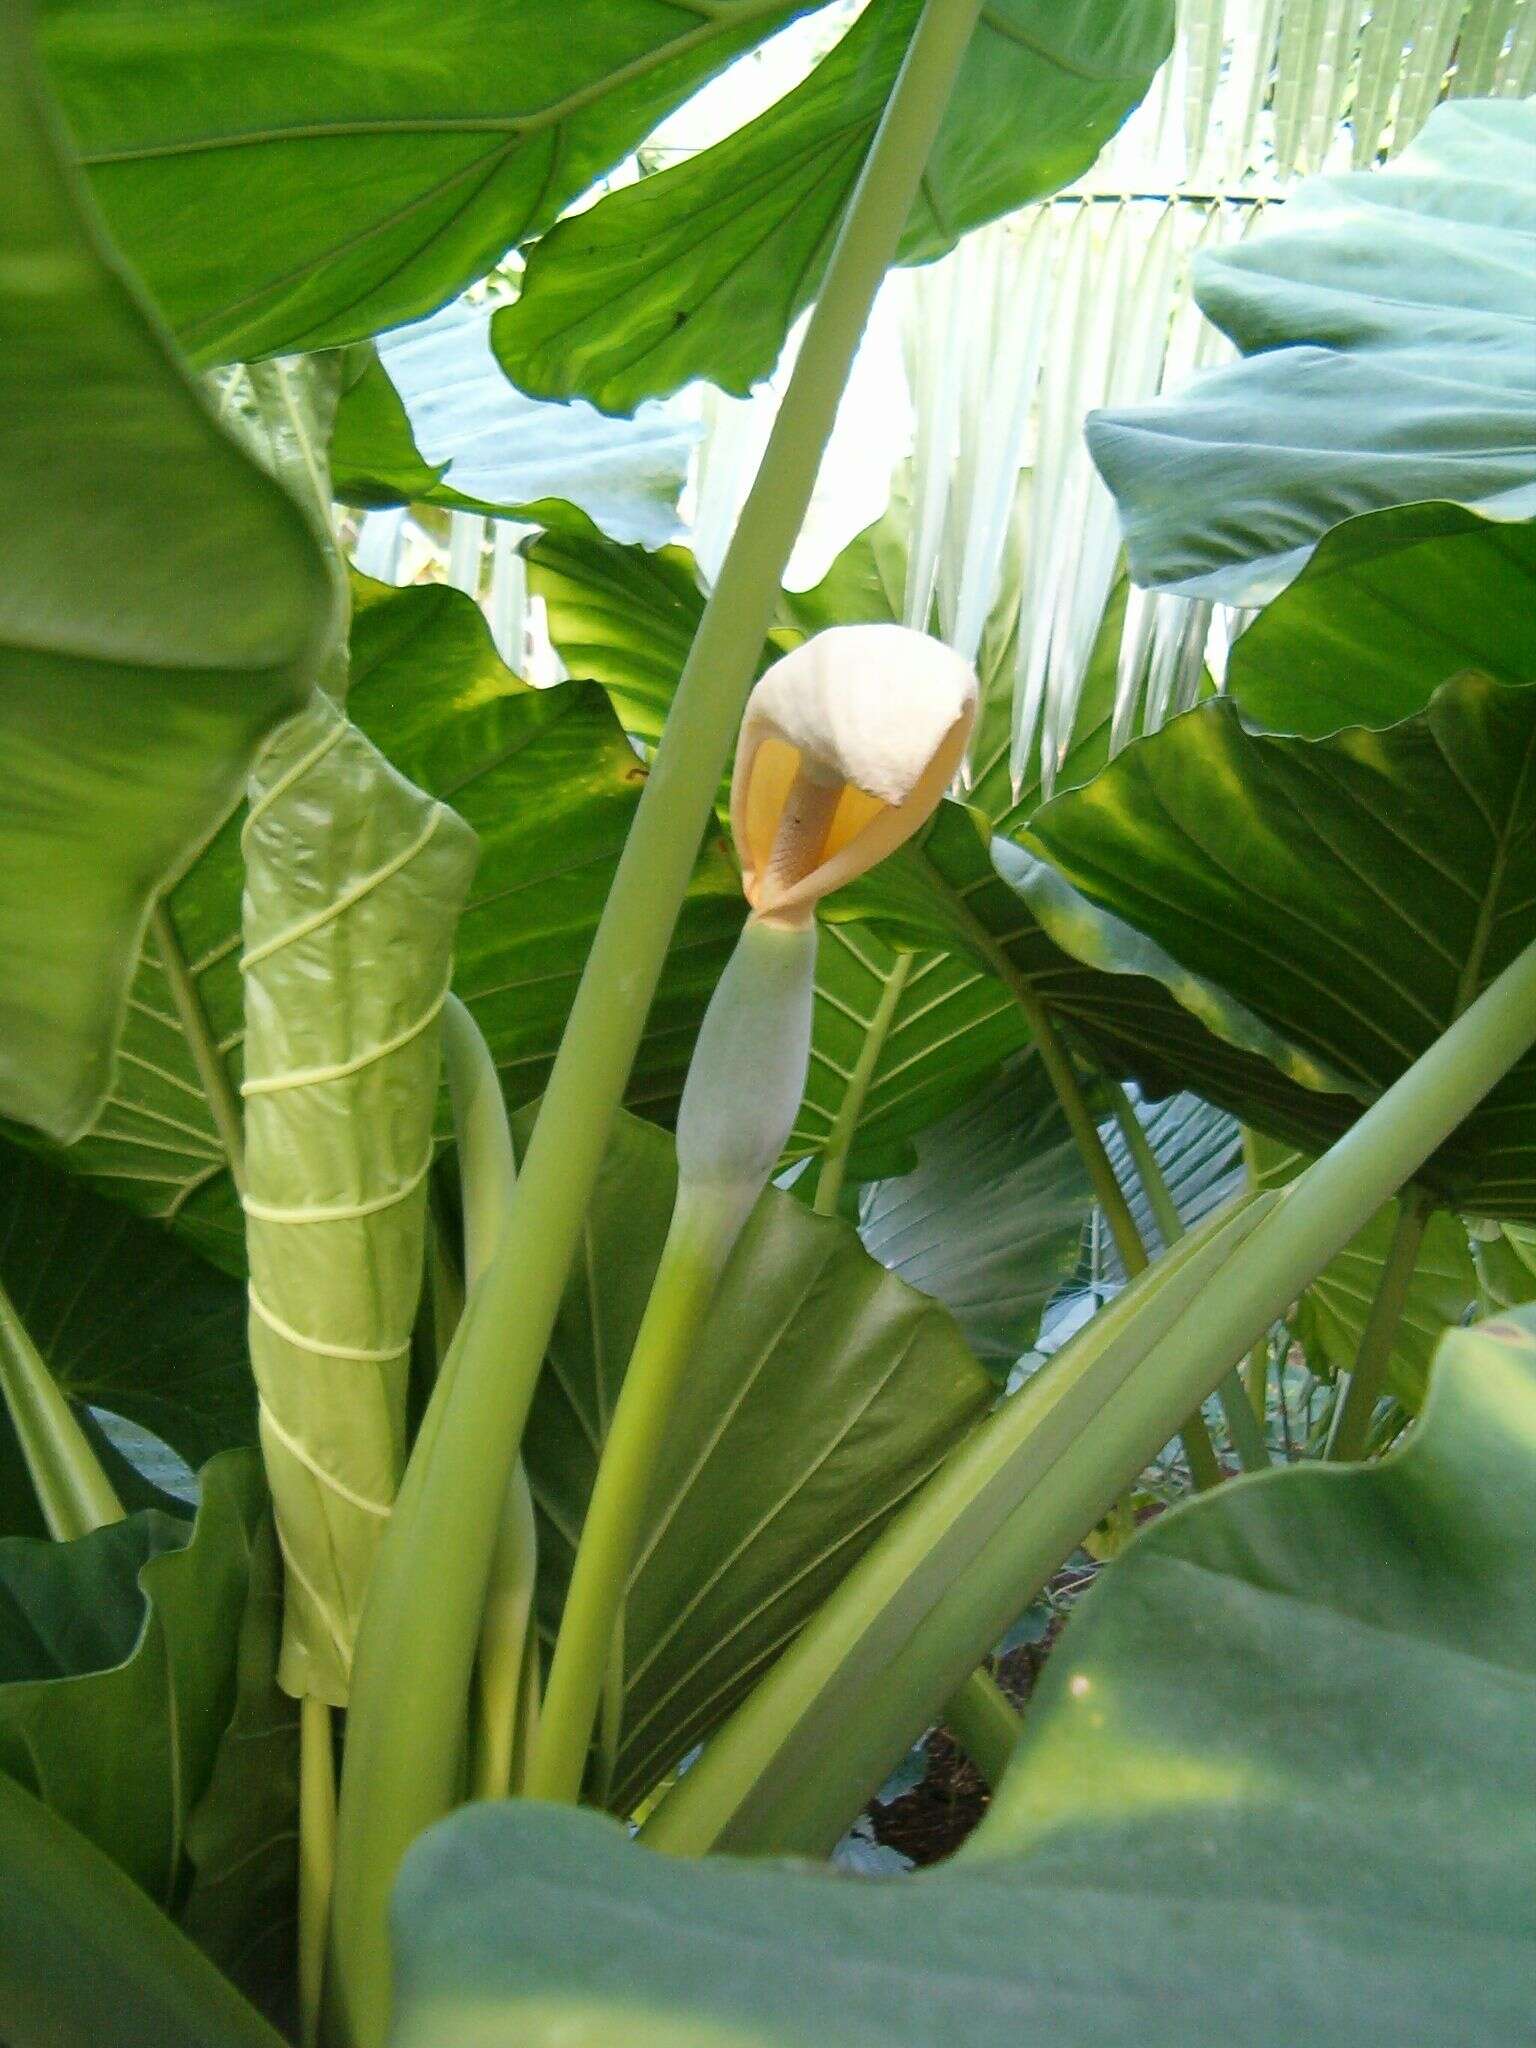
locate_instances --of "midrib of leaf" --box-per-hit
[798,919,1020,1159]
[73,0,799,166]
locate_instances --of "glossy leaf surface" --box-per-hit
[40,0,817,362]
[1228,502,1536,737]
[1026,668,1536,1216]
[495,0,1173,410]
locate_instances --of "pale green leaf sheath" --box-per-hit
[241,700,477,1704]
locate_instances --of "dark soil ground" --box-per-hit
[868,1557,1099,1866]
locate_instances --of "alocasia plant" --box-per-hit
[1,5,1534,2047]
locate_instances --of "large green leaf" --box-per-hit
[520,1106,992,1813]
[1088,99,1536,602]
[0,1450,264,1908]
[0,1138,249,1467]
[0,1771,284,2048]
[839,805,1368,1153]
[39,0,819,363]
[31,579,745,1273]
[1026,668,1536,1217]
[390,1309,1536,2047]
[857,1053,1092,1367]
[332,300,697,548]
[0,9,331,1143]
[1228,502,1536,737]
[494,0,1173,410]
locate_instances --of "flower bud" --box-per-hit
[730,624,978,926]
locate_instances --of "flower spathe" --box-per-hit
[730,623,978,925]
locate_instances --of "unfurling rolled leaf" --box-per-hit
[731,625,977,927]
[241,700,477,1704]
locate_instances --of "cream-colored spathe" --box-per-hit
[730,624,978,925]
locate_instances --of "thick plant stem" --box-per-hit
[439,997,540,1805]
[1216,1367,1272,1472]
[944,1668,1022,1789]
[1327,1188,1433,1462]
[1239,1131,1271,1420]
[523,913,815,1801]
[526,1188,740,1804]
[298,1697,336,2048]
[1244,1338,1268,1420]
[974,939,1146,1278]
[815,953,913,1216]
[1179,1408,1224,1490]
[1103,1081,1181,1249]
[327,8,986,2037]
[943,929,1231,1492]
[1104,1088,1268,1474]
[644,934,1536,1857]
[470,1461,540,1804]
[0,1277,122,1540]
[149,900,246,1194]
